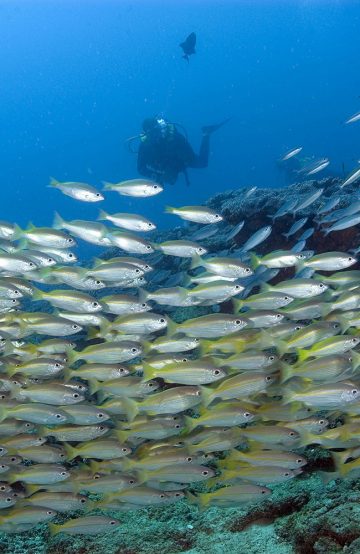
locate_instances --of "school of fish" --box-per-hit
[0,176,360,537]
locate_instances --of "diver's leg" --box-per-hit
[197,134,210,167]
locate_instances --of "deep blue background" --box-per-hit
[0,0,359,254]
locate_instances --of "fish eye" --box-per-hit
[80,498,86,503]
[289,431,296,436]
[295,326,301,331]
[214,369,221,375]
[122,448,128,453]
[244,412,252,418]
[92,302,99,308]
[11,299,17,304]
[159,494,166,498]
[284,472,290,477]
[97,413,104,419]
[269,356,275,361]
[261,489,267,494]
[68,253,74,258]
[60,453,66,458]
[141,303,147,308]
[296,458,303,464]
[175,492,182,497]
[215,214,220,219]
[55,414,63,419]
[29,262,35,267]
[319,283,325,288]
[129,479,135,484]
[95,280,102,285]
[235,320,242,325]
[319,420,325,425]
[144,265,150,270]
[175,424,181,429]
[10,457,16,462]
[202,470,209,476]
[195,390,201,396]
[159,318,165,323]
[0,486,5,491]
[110,520,117,525]
[186,457,192,462]
[284,296,290,300]
[245,267,251,273]
[146,245,152,250]
[352,338,358,344]
[147,223,153,227]
[60,472,67,477]
[25,423,32,428]
[348,257,354,261]
[48,258,54,263]
[148,382,155,387]
[99,426,105,430]
[276,314,282,319]
[352,389,358,395]
[94,474,100,479]
[96,193,101,197]
[265,376,272,382]
[14,290,20,295]
[5,497,12,503]
[72,324,79,330]
[153,185,158,189]
[131,348,138,353]
[73,393,79,398]
[55,363,61,368]
[135,268,141,274]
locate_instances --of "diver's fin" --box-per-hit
[202,118,231,136]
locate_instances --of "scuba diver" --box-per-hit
[129,117,229,186]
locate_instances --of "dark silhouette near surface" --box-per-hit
[180,32,196,62]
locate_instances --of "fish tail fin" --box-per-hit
[122,398,139,422]
[184,415,197,432]
[102,181,114,191]
[31,288,44,302]
[280,362,295,384]
[11,223,24,241]
[64,442,78,461]
[274,338,289,357]
[296,348,310,363]
[97,209,108,221]
[166,318,178,337]
[66,349,78,366]
[136,469,148,484]
[164,206,175,214]
[351,350,360,369]
[232,298,243,312]
[190,254,203,270]
[250,253,261,270]
[0,406,8,423]
[142,363,157,382]
[88,379,101,396]
[114,429,129,443]
[200,385,215,408]
[48,177,59,188]
[49,523,60,536]
[197,340,213,357]
[53,212,65,230]
[62,368,73,382]
[138,288,149,304]
[338,315,351,334]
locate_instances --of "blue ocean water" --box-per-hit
[0,0,359,252]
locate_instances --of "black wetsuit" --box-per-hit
[137,129,210,185]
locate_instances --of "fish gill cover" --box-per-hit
[0,2,360,554]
